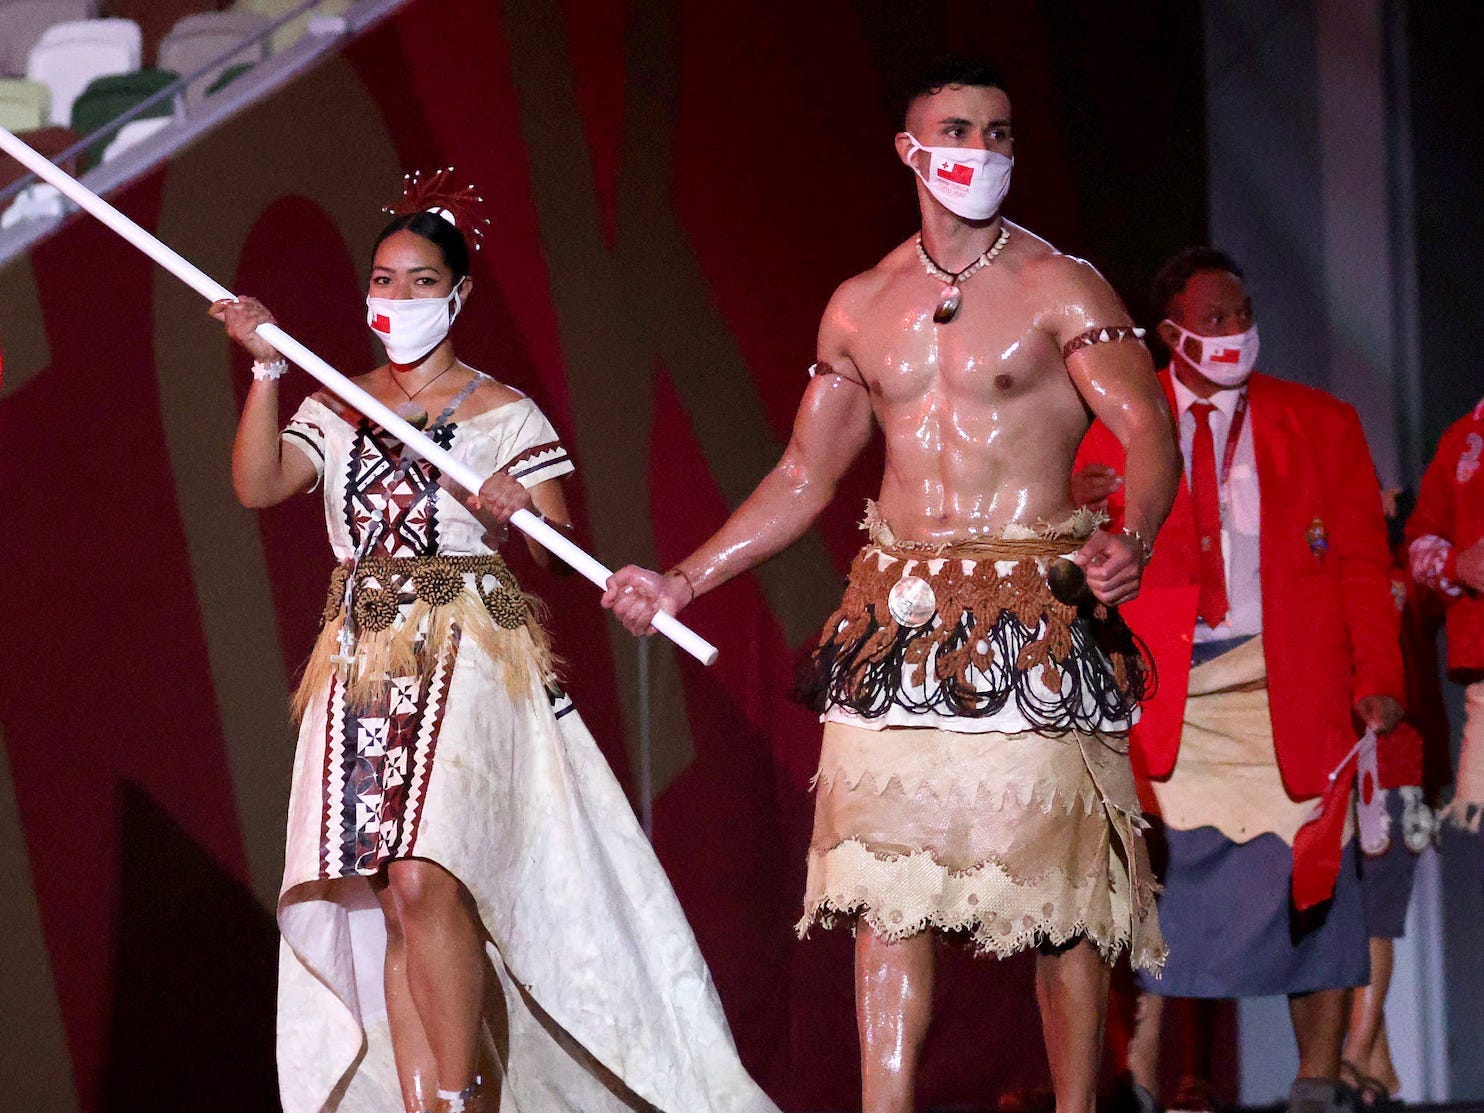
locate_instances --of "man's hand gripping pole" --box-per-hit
[0,125,719,665]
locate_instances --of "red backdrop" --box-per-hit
[0,1,1208,1108]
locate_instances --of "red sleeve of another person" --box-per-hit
[1074,392,1198,789]
[1407,410,1484,675]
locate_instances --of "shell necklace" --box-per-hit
[915,224,1011,323]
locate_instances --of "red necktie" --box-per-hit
[1189,401,1229,627]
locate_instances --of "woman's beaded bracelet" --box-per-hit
[252,358,288,381]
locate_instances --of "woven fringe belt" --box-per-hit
[799,534,1151,735]
[295,553,554,719]
[319,553,533,632]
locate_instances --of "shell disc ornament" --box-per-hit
[887,574,938,628]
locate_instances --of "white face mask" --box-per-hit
[366,282,464,364]
[903,132,1012,221]
[1164,319,1260,387]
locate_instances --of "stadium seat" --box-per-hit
[158,9,268,106]
[0,77,49,131]
[102,0,223,69]
[99,114,171,163]
[70,68,178,168]
[0,0,96,77]
[26,17,142,126]
[232,0,348,54]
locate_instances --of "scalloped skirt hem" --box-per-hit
[795,839,1166,974]
[796,721,1166,975]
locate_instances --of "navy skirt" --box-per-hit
[1359,791,1421,939]
[1138,824,1369,997]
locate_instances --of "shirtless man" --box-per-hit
[605,58,1181,1113]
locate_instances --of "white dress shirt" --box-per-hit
[1172,374,1263,642]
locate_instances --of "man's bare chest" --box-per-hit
[849,291,1062,403]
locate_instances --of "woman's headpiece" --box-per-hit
[382,166,490,252]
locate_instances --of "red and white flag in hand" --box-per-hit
[1355,729,1390,855]
[1291,729,1375,912]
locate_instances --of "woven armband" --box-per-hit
[1061,325,1147,360]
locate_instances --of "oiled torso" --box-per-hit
[835,236,1093,543]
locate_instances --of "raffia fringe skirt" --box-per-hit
[798,721,1166,973]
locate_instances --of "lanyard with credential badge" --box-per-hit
[1219,392,1249,485]
[1215,392,1249,523]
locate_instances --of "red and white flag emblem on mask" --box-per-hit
[1208,344,1242,364]
[936,160,975,186]
[371,312,392,333]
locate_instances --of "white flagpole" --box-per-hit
[0,126,718,666]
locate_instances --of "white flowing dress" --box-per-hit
[273,387,779,1113]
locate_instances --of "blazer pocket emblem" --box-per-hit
[1307,517,1328,563]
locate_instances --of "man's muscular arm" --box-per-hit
[1037,256,1180,604]
[604,291,875,635]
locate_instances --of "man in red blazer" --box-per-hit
[1075,247,1403,1113]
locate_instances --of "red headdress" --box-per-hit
[382,166,490,252]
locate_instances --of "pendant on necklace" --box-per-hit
[934,285,962,324]
[393,400,430,430]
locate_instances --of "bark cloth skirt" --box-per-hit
[795,505,1166,973]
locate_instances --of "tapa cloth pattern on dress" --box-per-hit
[798,508,1164,972]
[275,389,779,1113]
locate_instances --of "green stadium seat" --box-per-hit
[69,67,178,169]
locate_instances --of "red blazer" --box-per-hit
[1077,371,1404,801]
[1405,401,1484,676]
